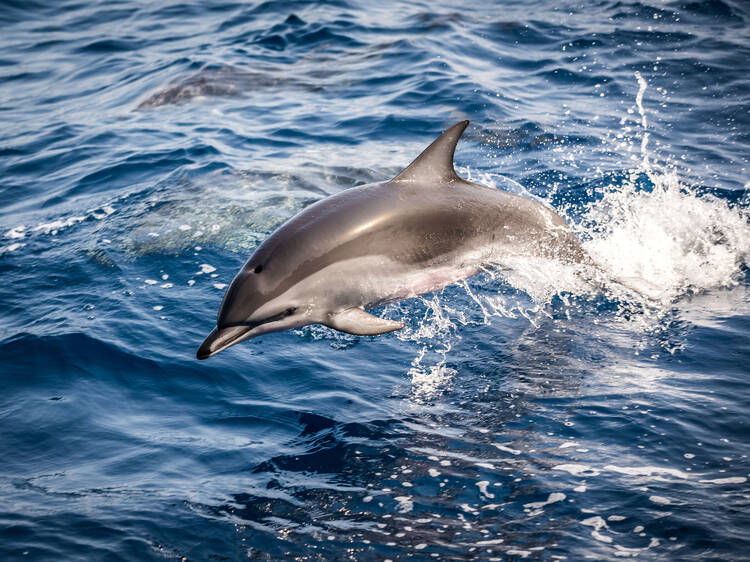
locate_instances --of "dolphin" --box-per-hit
[137,66,316,109]
[197,120,586,359]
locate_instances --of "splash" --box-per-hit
[581,170,749,304]
[634,71,650,170]
[396,295,459,399]
[578,74,749,306]
[402,73,750,394]
[480,73,749,309]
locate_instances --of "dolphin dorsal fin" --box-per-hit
[394,120,469,183]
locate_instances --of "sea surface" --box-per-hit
[1,0,749,560]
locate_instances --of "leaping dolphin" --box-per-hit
[197,120,586,359]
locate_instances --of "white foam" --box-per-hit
[90,205,115,220]
[579,74,749,307]
[524,492,565,510]
[506,549,530,558]
[25,202,117,238]
[604,465,689,480]
[580,169,749,305]
[634,71,650,169]
[0,242,25,253]
[474,165,750,329]
[399,296,459,398]
[475,539,505,546]
[4,225,26,239]
[552,464,600,477]
[394,496,413,513]
[581,516,610,544]
[648,495,671,505]
[476,481,495,499]
[467,74,750,326]
[33,216,86,235]
[699,476,746,485]
[493,444,521,456]
[592,530,613,544]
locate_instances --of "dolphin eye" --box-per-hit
[253,264,263,274]
[285,307,297,316]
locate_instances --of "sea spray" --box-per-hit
[396,295,459,398]
[400,73,750,393]
[578,73,750,305]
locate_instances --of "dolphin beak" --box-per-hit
[197,312,311,359]
[196,325,254,360]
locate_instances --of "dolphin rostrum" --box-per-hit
[197,120,586,359]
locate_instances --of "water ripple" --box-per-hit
[1,0,749,559]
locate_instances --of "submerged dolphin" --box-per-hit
[197,120,585,359]
[137,66,317,109]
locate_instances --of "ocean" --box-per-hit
[1,0,749,560]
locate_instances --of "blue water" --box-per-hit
[2,0,750,559]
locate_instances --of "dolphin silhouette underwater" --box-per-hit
[197,120,587,359]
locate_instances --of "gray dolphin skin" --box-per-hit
[197,120,586,359]
[138,66,291,109]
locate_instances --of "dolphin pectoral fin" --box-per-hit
[326,308,405,336]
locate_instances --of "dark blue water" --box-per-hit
[2,1,750,560]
